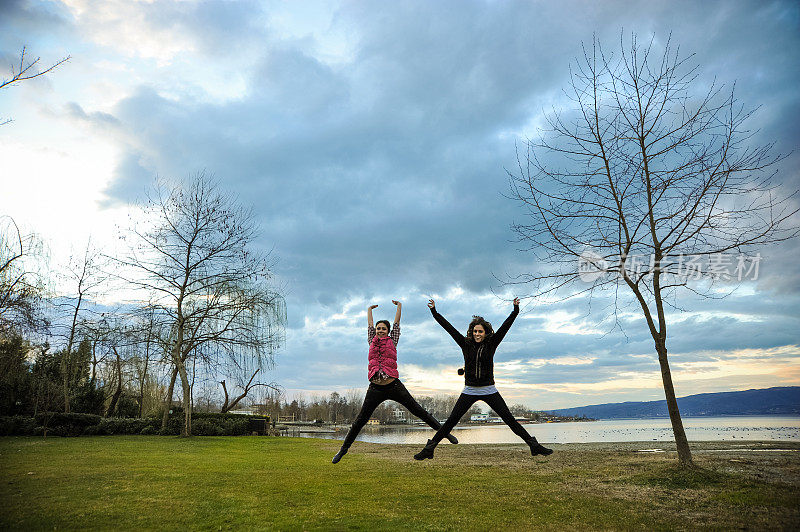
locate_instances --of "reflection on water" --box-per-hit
[287,416,800,444]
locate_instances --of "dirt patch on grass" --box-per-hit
[354,440,799,480]
[333,439,800,528]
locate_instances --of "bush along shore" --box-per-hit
[1,412,593,438]
[0,412,275,437]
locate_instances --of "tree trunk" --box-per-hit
[219,369,269,413]
[90,339,98,386]
[656,341,693,466]
[220,380,230,413]
[62,292,83,413]
[138,338,151,418]
[106,346,123,417]
[177,359,192,437]
[161,365,178,430]
[61,350,70,413]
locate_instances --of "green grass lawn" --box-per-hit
[1,436,798,530]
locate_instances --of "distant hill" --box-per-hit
[546,386,800,419]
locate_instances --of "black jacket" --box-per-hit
[430,306,519,386]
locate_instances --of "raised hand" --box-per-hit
[428,299,436,309]
[392,300,401,306]
[513,297,520,307]
[368,304,379,310]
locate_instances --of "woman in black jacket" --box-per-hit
[413,297,553,460]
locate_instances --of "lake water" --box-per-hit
[289,416,800,444]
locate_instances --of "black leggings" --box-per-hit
[430,392,534,445]
[341,379,444,448]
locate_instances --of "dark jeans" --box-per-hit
[341,379,444,448]
[430,392,534,445]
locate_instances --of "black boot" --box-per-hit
[526,438,553,456]
[414,439,437,460]
[332,446,349,464]
[446,433,459,444]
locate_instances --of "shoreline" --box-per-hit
[304,438,800,452]
[281,413,800,429]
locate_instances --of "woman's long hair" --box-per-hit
[466,315,493,342]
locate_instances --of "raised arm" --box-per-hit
[392,300,402,324]
[367,304,378,328]
[492,297,520,347]
[367,304,378,344]
[428,299,465,348]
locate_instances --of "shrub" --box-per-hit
[96,418,153,435]
[191,419,223,436]
[0,416,38,436]
[83,425,101,436]
[71,384,106,416]
[157,417,183,435]
[222,417,250,436]
[114,395,140,419]
[32,412,101,437]
[187,413,261,435]
[0,413,274,437]
[48,425,68,437]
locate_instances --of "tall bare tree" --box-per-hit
[117,173,286,436]
[130,305,163,418]
[1,46,70,126]
[57,241,107,412]
[507,34,798,466]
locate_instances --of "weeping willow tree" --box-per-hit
[118,173,286,436]
[0,215,49,336]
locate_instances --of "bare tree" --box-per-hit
[105,344,125,417]
[56,241,108,412]
[0,216,49,336]
[506,34,798,466]
[80,318,111,387]
[130,305,163,418]
[31,346,61,437]
[116,173,286,436]
[1,46,70,126]
[86,314,138,417]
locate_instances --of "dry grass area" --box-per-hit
[362,439,800,528]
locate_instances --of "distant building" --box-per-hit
[366,418,381,425]
[228,408,257,415]
[470,413,489,422]
[392,407,408,423]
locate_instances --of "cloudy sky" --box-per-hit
[2,0,799,410]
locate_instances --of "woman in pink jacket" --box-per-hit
[332,300,458,463]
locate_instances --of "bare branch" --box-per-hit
[1,47,70,125]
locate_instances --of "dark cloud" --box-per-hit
[0,0,70,42]
[4,0,798,406]
[63,102,120,127]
